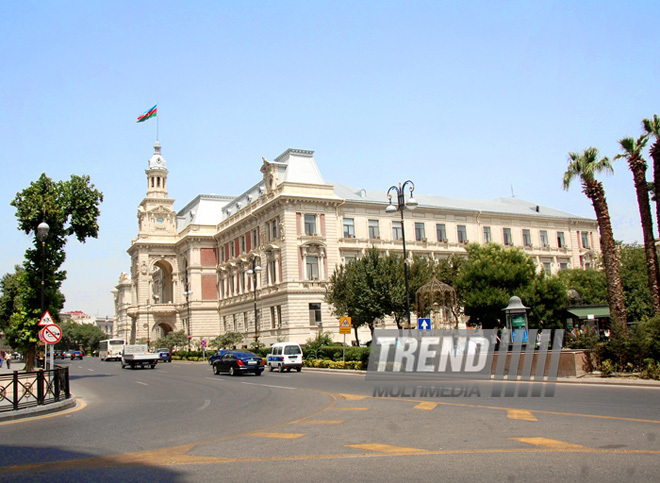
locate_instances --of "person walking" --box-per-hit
[5,351,11,370]
[0,351,4,369]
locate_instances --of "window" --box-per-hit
[309,303,322,326]
[581,232,590,249]
[306,256,319,280]
[269,259,277,284]
[522,229,532,247]
[483,226,491,243]
[557,232,565,248]
[252,229,258,247]
[540,230,549,248]
[241,235,246,253]
[230,241,235,257]
[503,228,513,246]
[392,221,403,240]
[436,224,447,242]
[457,225,467,243]
[271,306,276,329]
[415,222,426,241]
[343,218,355,238]
[277,305,282,327]
[271,218,278,239]
[368,219,380,239]
[560,262,568,270]
[543,262,551,275]
[304,214,316,236]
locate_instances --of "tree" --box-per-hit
[521,273,568,330]
[557,268,608,305]
[563,148,627,328]
[153,330,189,352]
[58,320,106,354]
[615,134,660,313]
[0,266,27,333]
[618,244,655,322]
[642,114,660,232]
[456,243,536,329]
[211,331,244,350]
[9,173,103,370]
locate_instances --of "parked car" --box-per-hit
[156,348,172,363]
[54,350,65,359]
[70,350,84,360]
[63,351,72,359]
[208,349,226,365]
[212,351,264,376]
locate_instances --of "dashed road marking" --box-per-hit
[511,437,587,449]
[507,409,538,421]
[346,443,429,454]
[250,432,305,439]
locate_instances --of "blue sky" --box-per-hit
[1,1,659,317]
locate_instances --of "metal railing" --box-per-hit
[0,365,70,413]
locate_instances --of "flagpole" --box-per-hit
[156,102,159,141]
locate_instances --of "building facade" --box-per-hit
[113,143,600,347]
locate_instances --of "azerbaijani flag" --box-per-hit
[137,104,157,123]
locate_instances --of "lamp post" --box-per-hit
[386,180,418,328]
[184,287,192,351]
[247,257,262,348]
[36,219,49,369]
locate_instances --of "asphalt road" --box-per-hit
[1,357,659,482]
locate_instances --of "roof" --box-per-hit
[566,306,610,319]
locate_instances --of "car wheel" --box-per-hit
[255,370,262,376]
[278,364,284,373]
[213,364,220,375]
[229,366,237,376]
[296,367,302,372]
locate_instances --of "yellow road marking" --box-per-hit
[347,443,429,454]
[250,432,305,439]
[328,407,369,411]
[0,398,87,426]
[414,402,438,410]
[296,419,344,425]
[336,393,368,400]
[507,409,537,421]
[511,437,587,450]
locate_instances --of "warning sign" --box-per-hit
[39,310,55,326]
[339,316,352,334]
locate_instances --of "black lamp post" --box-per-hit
[36,219,50,313]
[386,180,418,328]
[145,304,151,347]
[184,287,192,351]
[247,257,262,348]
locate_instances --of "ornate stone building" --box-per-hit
[113,143,600,346]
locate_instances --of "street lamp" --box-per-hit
[247,257,262,348]
[184,287,193,351]
[386,180,418,328]
[36,219,50,313]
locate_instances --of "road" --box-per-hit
[1,357,659,482]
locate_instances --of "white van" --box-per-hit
[267,342,303,372]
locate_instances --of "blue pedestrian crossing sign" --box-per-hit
[418,318,432,330]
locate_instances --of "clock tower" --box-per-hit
[136,141,177,236]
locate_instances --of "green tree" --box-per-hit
[153,330,189,352]
[521,273,568,330]
[563,148,627,328]
[642,114,660,232]
[211,331,244,349]
[615,134,660,313]
[557,268,608,305]
[456,243,536,329]
[0,266,27,333]
[9,173,103,370]
[618,244,654,322]
[58,320,106,354]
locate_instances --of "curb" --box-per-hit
[0,396,77,423]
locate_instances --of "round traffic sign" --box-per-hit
[39,324,62,344]
[201,340,207,347]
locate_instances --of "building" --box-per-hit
[60,311,114,336]
[113,143,600,347]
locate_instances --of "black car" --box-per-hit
[156,348,172,363]
[212,351,264,376]
[208,349,226,365]
[70,350,83,360]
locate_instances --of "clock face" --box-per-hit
[156,157,162,165]
[157,217,164,224]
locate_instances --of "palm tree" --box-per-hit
[615,134,660,314]
[643,115,660,229]
[563,147,627,327]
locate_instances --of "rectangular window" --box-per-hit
[503,228,513,246]
[272,219,278,239]
[368,219,380,239]
[269,259,277,284]
[523,229,532,247]
[304,214,316,236]
[540,230,549,248]
[309,303,322,326]
[457,225,468,243]
[543,262,551,275]
[415,222,426,241]
[436,224,447,242]
[483,226,491,243]
[306,256,319,280]
[271,306,276,329]
[557,232,565,248]
[277,305,282,327]
[230,241,235,257]
[581,232,590,248]
[560,262,568,270]
[392,221,403,240]
[241,235,246,253]
[343,218,355,238]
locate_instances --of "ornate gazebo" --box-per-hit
[415,277,459,329]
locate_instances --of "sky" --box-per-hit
[1,1,659,318]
